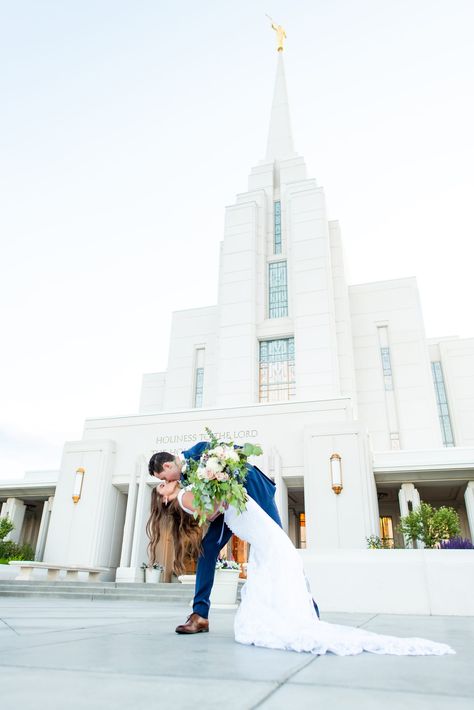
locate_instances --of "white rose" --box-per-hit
[209,446,226,460]
[224,446,239,462]
[206,456,222,473]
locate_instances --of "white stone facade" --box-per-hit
[1,52,474,613]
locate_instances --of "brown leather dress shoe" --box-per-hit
[175,613,209,634]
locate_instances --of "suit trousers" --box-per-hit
[193,514,234,619]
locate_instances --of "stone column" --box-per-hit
[288,508,297,546]
[129,458,151,580]
[2,498,26,544]
[272,447,289,534]
[34,497,54,561]
[464,482,474,542]
[398,483,422,548]
[116,463,140,578]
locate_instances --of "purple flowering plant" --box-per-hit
[439,536,474,549]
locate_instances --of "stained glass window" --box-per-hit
[259,337,295,402]
[431,361,455,446]
[194,368,204,408]
[194,348,205,408]
[268,261,288,318]
[274,200,282,254]
[380,346,393,390]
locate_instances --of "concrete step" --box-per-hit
[0,581,192,593]
[0,589,192,602]
[0,588,192,598]
[0,578,243,602]
[0,580,183,589]
[0,589,192,599]
[0,579,192,601]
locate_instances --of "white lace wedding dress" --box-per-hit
[223,498,454,656]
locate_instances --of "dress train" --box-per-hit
[222,498,455,657]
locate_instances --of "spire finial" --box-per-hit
[266,15,287,52]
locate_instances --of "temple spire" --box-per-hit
[265,52,296,162]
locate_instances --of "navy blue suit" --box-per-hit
[181,441,319,619]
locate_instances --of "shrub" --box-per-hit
[439,536,474,549]
[0,540,16,559]
[0,540,34,561]
[366,535,392,549]
[14,542,35,560]
[0,515,14,540]
[398,502,461,549]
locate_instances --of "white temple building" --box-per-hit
[2,48,474,614]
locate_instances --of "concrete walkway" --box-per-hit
[0,598,472,709]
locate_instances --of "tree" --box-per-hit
[398,502,461,549]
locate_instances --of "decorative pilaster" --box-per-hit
[464,482,474,542]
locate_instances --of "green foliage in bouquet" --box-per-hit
[184,427,263,526]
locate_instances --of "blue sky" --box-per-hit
[1,0,473,478]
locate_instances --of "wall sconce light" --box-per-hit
[330,453,343,495]
[72,467,85,504]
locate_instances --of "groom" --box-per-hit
[149,441,319,633]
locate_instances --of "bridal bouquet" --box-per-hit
[184,428,262,526]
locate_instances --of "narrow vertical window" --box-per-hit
[380,347,393,390]
[377,325,399,449]
[274,200,282,254]
[259,337,295,402]
[268,261,288,318]
[431,361,455,446]
[194,348,205,408]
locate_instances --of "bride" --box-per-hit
[147,480,455,657]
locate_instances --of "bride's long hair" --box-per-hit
[146,486,203,575]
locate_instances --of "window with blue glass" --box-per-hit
[259,337,295,402]
[268,261,288,318]
[431,361,455,446]
[380,347,393,390]
[194,368,204,407]
[274,201,282,254]
[193,348,205,408]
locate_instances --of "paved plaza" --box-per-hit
[0,598,472,709]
